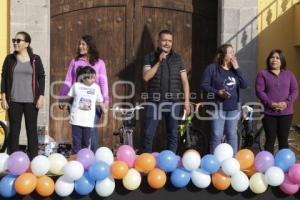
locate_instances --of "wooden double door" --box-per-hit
[50,0,217,151]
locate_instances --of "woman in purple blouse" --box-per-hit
[255,49,298,153]
[59,35,109,153]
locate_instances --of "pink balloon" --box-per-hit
[116,145,136,168]
[288,164,300,184]
[280,174,299,195]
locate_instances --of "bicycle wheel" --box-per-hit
[0,121,8,152]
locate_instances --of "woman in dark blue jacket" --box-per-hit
[201,44,248,154]
[1,31,45,160]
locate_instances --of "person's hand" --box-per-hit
[158,51,167,63]
[230,56,239,69]
[101,104,109,114]
[1,98,9,110]
[184,101,191,115]
[218,89,231,99]
[277,101,287,111]
[36,96,44,109]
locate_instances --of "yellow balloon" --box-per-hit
[249,173,268,194]
[48,153,68,175]
[122,169,141,190]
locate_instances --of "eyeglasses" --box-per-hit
[12,38,25,43]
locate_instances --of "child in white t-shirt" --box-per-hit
[67,66,106,154]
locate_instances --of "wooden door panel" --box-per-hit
[50,4,128,146]
[133,1,193,151]
[50,0,217,152]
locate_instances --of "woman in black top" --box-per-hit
[1,31,45,160]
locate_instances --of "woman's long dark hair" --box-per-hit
[15,31,34,56]
[75,35,99,66]
[266,49,286,70]
[214,44,232,66]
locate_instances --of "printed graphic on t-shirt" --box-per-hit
[78,97,92,110]
[223,76,236,91]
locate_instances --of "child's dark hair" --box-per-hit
[76,66,96,82]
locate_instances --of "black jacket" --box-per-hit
[1,53,45,103]
[145,50,185,102]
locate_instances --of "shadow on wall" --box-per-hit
[117,25,155,149]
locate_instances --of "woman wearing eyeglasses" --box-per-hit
[59,35,109,153]
[1,31,45,160]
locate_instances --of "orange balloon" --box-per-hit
[35,175,55,197]
[111,160,129,179]
[147,168,167,189]
[235,149,255,170]
[15,173,38,195]
[134,153,156,173]
[212,170,231,191]
[243,164,257,177]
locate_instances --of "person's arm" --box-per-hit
[36,55,46,109]
[97,60,109,107]
[255,72,273,109]
[1,56,9,110]
[143,52,166,82]
[96,85,107,113]
[234,68,248,89]
[59,59,76,99]
[181,71,190,114]
[200,64,218,94]
[285,72,299,107]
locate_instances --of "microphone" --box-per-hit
[159,48,168,63]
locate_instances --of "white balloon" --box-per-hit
[214,143,233,163]
[31,155,50,176]
[265,166,284,186]
[221,158,240,176]
[231,171,249,192]
[63,161,84,181]
[55,176,74,197]
[0,153,9,173]
[95,176,115,197]
[191,169,211,188]
[122,168,141,190]
[182,150,201,171]
[48,153,68,175]
[95,147,114,166]
[249,173,268,194]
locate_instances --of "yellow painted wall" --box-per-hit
[0,0,9,121]
[257,0,300,122]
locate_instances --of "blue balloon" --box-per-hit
[170,168,191,188]
[201,154,220,174]
[275,148,296,172]
[75,172,95,195]
[157,150,178,172]
[88,161,110,181]
[0,174,17,198]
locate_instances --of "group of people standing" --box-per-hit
[0,30,298,160]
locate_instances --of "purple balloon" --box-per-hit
[280,174,299,195]
[255,151,274,173]
[116,145,136,168]
[76,148,96,170]
[7,151,30,175]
